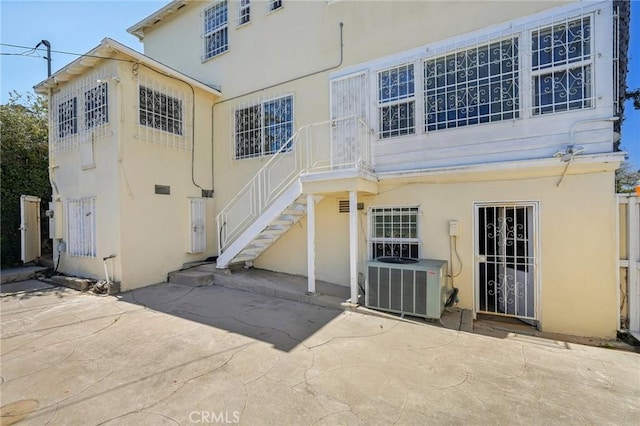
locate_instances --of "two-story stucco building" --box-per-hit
[35,0,630,338]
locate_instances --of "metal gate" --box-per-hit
[475,203,538,321]
[329,72,368,168]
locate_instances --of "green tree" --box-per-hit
[616,161,640,193]
[1,91,51,267]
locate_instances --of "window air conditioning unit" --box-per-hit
[366,258,447,319]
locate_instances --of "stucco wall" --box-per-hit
[256,170,619,338]
[115,62,218,290]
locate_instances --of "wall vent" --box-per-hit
[338,199,364,213]
[155,185,170,195]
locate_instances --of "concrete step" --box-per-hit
[168,269,214,287]
[1,266,49,284]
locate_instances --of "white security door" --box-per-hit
[20,195,41,263]
[330,72,368,168]
[189,198,206,253]
[475,203,538,322]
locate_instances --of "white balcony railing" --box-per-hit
[217,116,372,255]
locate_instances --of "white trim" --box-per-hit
[330,1,608,80]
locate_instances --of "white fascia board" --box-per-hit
[377,152,626,183]
[331,0,609,79]
[126,0,189,41]
[33,37,222,97]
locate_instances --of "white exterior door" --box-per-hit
[330,72,368,168]
[20,195,41,263]
[475,203,538,322]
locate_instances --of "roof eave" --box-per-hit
[126,0,189,41]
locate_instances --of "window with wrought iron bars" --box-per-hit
[378,64,415,139]
[532,16,593,115]
[234,95,293,159]
[139,85,183,136]
[370,206,420,259]
[203,0,229,60]
[424,37,519,131]
[67,197,96,258]
[237,0,250,26]
[57,97,77,139]
[84,83,108,130]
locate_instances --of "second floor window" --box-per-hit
[57,97,77,138]
[235,95,293,159]
[424,38,519,131]
[378,64,415,139]
[204,1,228,60]
[532,16,592,114]
[269,0,282,12]
[84,83,108,129]
[139,86,183,136]
[238,0,250,25]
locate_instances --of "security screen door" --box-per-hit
[329,72,368,168]
[475,203,538,322]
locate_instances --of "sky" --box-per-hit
[1,0,638,170]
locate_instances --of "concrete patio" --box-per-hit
[1,280,638,425]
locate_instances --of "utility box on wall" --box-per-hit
[366,258,447,319]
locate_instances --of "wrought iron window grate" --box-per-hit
[370,206,420,259]
[531,16,593,115]
[51,66,113,154]
[234,95,293,159]
[424,37,519,131]
[203,0,229,60]
[137,74,191,150]
[378,64,415,139]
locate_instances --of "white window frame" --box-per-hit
[423,37,520,132]
[237,0,250,26]
[368,205,421,260]
[531,15,594,115]
[234,94,294,160]
[67,197,96,258]
[203,0,229,61]
[268,0,282,13]
[377,63,416,139]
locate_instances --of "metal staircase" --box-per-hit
[216,117,371,269]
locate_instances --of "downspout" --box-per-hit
[209,22,344,194]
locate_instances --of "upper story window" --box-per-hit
[204,1,228,60]
[235,95,293,159]
[532,16,592,114]
[424,38,519,131]
[269,0,282,12]
[84,83,108,130]
[57,97,77,138]
[378,64,415,139]
[139,86,183,136]
[370,206,420,259]
[237,0,250,26]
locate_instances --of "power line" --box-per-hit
[0,42,136,63]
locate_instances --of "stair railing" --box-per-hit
[217,116,371,256]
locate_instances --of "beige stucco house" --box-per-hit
[35,0,630,339]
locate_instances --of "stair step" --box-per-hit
[168,269,213,287]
